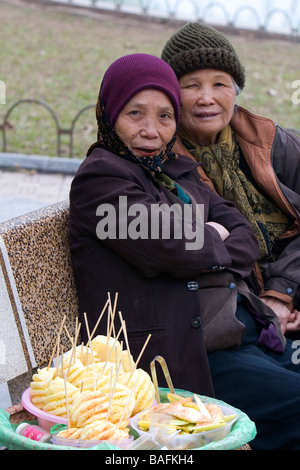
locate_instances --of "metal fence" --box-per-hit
[1,98,299,159]
[1,1,300,158]
[0,99,95,159]
[48,0,300,40]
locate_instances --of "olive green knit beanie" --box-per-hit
[161,22,246,90]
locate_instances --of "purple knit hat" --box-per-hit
[99,53,181,127]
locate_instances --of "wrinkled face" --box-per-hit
[114,89,177,158]
[179,69,236,145]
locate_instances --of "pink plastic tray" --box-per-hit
[21,388,67,431]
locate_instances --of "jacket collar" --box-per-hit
[231,105,277,151]
[171,140,217,192]
[231,106,298,222]
[164,153,201,179]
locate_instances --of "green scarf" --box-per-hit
[179,125,290,263]
[156,173,191,205]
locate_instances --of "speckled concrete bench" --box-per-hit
[0,200,79,405]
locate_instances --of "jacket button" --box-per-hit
[228,282,236,290]
[287,287,293,295]
[190,316,202,328]
[187,281,199,291]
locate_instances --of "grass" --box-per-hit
[1,0,300,159]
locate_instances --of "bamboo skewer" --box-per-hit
[90,298,109,340]
[106,365,114,422]
[72,318,81,363]
[110,292,118,338]
[116,375,138,430]
[63,371,70,429]
[63,322,80,378]
[47,337,59,372]
[106,350,123,421]
[119,311,134,372]
[55,340,61,377]
[48,315,66,370]
[135,334,151,368]
[126,334,152,386]
[106,300,111,355]
[105,325,123,363]
[84,312,96,390]
[63,325,73,346]
[98,324,123,383]
[80,342,84,363]
[63,325,74,379]
[83,312,93,365]
[106,292,118,357]
[106,293,118,343]
[66,345,73,379]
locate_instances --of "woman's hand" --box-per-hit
[206,221,230,241]
[260,296,300,334]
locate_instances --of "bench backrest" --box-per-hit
[0,200,79,386]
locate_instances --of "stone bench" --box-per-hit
[0,200,79,406]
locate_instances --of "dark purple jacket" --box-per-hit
[69,148,260,396]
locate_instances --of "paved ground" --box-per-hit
[0,168,74,223]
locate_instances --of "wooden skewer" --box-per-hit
[74,323,81,362]
[55,340,61,377]
[80,342,84,363]
[47,338,59,372]
[66,349,73,380]
[63,324,78,378]
[117,374,138,430]
[90,298,109,340]
[83,312,91,345]
[61,349,64,377]
[106,352,123,421]
[83,312,92,368]
[104,365,114,421]
[63,371,70,429]
[99,324,123,381]
[106,292,118,357]
[95,325,123,389]
[126,334,151,386]
[110,292,118,338]
[63,325,73,343]
[135,334,151,368]
[92,362,96,391]
[84,312,96,389]
[106,294,112,359]
[48,315,66,370]
[118,311,134,372]
[72,317,78,363]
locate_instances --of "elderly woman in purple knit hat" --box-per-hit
[69,54,300,449]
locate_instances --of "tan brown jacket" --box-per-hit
[173,106,300,310]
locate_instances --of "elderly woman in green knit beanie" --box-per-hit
[162,22,300,334]
[162,22,300,451]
